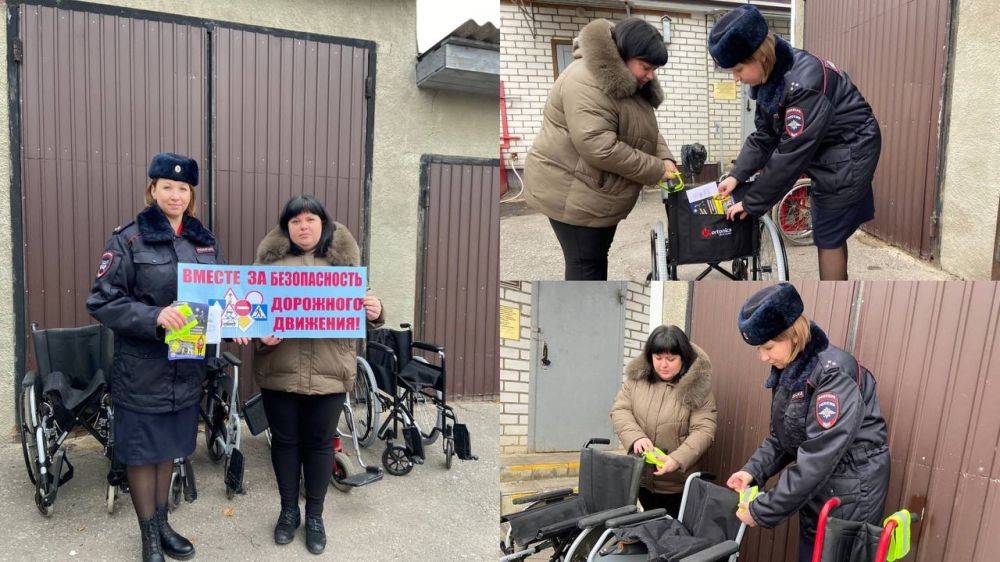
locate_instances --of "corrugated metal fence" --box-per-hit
[689,281,1000,562]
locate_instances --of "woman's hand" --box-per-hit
[726,470,754,493]
[232,337,250,346]
[260,335,283,346]
[364,295,383,321]
[652,453,680,476]
[662,159,679,181]
[156,306,187,331]
[736,504,758,527]
[726,201,748,221]
[632,437,654,455]
[717,175,739,197]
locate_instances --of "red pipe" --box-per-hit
[499,80,520,199]
[812,497,842,562]
[874,518,898,562]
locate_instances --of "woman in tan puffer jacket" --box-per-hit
[611,325,718,517]
[252,195,384,555]
[523,17,677,280]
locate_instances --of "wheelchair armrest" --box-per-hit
[606,508,668,528]
[366,341,396,356]
[412,340,444,356]
[677,540,740,562]
[512,487,575,506]
[221,351,242,367]
[537,516,585,538]
[578,505,638,529]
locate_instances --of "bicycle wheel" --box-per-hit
[773,179,813,246]
[754,214,789,281]
[349,357,380,448]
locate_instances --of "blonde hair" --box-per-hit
[145,179,197,217]
[742,33,776,82]
[771,315,811,363]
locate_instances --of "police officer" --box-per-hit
[708,5,882,281]
[87,153,245,562]
[726,283,890,562]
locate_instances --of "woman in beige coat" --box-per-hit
[252,195,384,555]
[611,325,718,517]
[523,17,677,280]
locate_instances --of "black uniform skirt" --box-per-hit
[811,187,875,249]
[113,403,199,466]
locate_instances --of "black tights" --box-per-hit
[818,245,849,280]
[261,389,345,517]
[127,460,173,519]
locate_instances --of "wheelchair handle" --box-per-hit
[585,438,610,448]
[697,472,717,482]
[221,351,242,367]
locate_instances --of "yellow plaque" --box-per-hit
[499,305,521,341]
[714,81,737,100]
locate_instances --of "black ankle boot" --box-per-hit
[156,505,195,560]
[273,506,301,545]
[305,515,326,555]
[139,515,166,562]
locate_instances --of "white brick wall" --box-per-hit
[501,2,790,174]
[623,281,650,372]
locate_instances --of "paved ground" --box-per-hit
[0,400,498,561]
[501,191,957,281]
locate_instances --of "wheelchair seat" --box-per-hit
[398,359,442,390]
[32,324,113,412]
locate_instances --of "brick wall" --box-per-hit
[501,2,789,173]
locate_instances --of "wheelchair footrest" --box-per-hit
[183,458,198,503]
[454,423,477,460]
[339,468,383,488]
[225,449,245,493]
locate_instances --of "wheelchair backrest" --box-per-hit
[577,448,643,515]
[366,327,415,393]
[368,327,414,365]
[32,324,114,387]
[680,478,742,544]
[820,518,881,562]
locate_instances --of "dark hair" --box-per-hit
[278,195,335,256]
[642,325,696,383]
[613,18,669,66]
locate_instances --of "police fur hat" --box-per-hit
[708,4,769,69]
[737,282,804,345]
[148,152,199,187]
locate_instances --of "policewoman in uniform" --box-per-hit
[709,5,882,281]
[726,283,890,561]
[87,153,243,562]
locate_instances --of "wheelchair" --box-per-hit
[500,438,644,561]
[587,472,748,562]
[17,323,127,516]
[357,324,477,476]
[812,496,922,562]
[649,144,789,281]
[198,348,246,502]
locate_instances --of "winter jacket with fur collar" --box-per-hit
[611,344,718,494]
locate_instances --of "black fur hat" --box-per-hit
[738,283,804,345]
[148,152,199,187]
[708,5,769,69]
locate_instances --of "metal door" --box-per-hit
[530,282,626,452]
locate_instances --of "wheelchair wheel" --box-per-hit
[350,357,380,448]
[753,214,789,281]
[17,383,40,486]
[205,384,230,463]
[382,445,413,476]
[445,438,454,470]
[649,221,677,281]
[168,469,182,511]
[330,452,355,493]
[410,392,441,446]
[773,178,813,246]
[106,484,117,514]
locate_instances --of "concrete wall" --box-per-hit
[0,0,498,434]
[938,0,1000,280]
[660,280,690,332]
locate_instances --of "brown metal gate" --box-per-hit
[688,281,1000,561]
[803,0,953,259]
[416,156,500,398]
[211,25,375,400]
[13,3,208,368]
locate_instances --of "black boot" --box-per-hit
[139,515,166,562]
[305,515,326,555]
[156,505,195,560]
[273,505,301,545]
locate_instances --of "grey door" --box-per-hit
[530,282,626,452]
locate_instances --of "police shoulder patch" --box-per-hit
[96,252,115,279]
[785,107,805,138]
[815,392,840,429]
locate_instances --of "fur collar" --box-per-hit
[764,323,830,392]
[750,35,794,115]
[574,19,664,108]
[136,204,215,247]
[624,344,713,411]
[255,223,360,266]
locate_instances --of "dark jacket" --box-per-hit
[742,323,889,539]
[86,204,221,413]
[731,37,881,216]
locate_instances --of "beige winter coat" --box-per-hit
[252,224,384,395]
[523,18,674,228]
[610,345,718,494]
